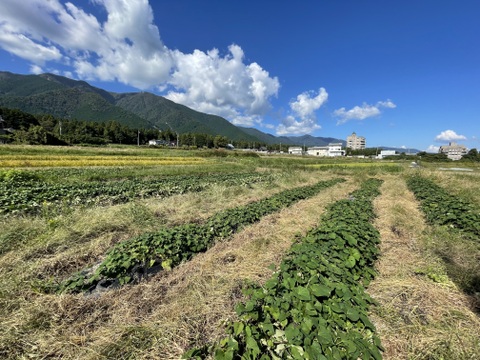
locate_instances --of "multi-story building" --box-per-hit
[346,132,366,150]
[439,142,468,160]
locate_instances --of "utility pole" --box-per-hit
[137,130,140,146]
[165,122,179,147]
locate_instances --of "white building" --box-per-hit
[346,132,366,150]
[377,150,398,159]
[307,143,345,157]
[307,146,329,157]
[439,142,468,160]
[328,143,345,157]
[288,146,304,155]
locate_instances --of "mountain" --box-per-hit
[286,134,346,147]
[0,72,149,128]
[0,71,348,146]
[379,146,421,154]
[239,127,346,147]
[113,92,257,142]
[238,127,294,145]
[0,71,259,142]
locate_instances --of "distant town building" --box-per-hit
[307,143,345,157]
[327,143,345,157]
[377,150,398,159]
[346,132,366,150]
[439,142,468,160]
[288,146,304,155]
[307,146,329,157]
[148,139,170,146]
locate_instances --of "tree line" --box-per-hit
[0,107,283,150]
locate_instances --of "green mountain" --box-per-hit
[0,72,149,128]
[113,92,258,141]
[239,127,346,147]
[0,71,260,142]
[0,71,346,146]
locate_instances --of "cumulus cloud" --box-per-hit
[334,100,396,125]
[166,45,279,126]
[276,88,327,135]
[434,130,467,142]
[426,145,440,153]
[0,0,279,125]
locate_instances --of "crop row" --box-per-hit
[406,175,480,238]
[0,170,272,215]
[185,178,384,360]
[57,178,345,294]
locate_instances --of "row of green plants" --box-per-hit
[0,170,271,215]
[406,175,480,239]
[185,178,384,360]
[57,178,345,294]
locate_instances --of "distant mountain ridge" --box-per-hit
[0,71,346,145]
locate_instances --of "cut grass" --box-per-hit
[368,173,480,359]
[1,162,479,359]
[0,172,355,359]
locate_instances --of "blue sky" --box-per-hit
[0,0,479,151]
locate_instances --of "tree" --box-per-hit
[213,135,228,148]
[461,148,479,162]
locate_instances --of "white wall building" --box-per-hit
[307,146,328,157]
[307,143,345,157]
[377,150,398,159]
[288,146,304,155]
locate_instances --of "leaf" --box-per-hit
[161,259,172,271]
[317,327,333,346]
[233,321,244,336]
[346,308,360,322]
[245,336,260,357]
[310,284,332,298]
[285,324,300,342]
[300,317,314,334]
[295,286,311,301]
[345,255,356,268]
[290,345,305,359]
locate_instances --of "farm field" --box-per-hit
[0,145,479,359]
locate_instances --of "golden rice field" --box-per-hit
[0,155,208,167]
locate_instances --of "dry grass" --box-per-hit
[428,170,480,205]
[0,170,348,359]
[3,167,479,359]
[369,174,480,359]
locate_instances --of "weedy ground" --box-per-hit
[0,150,479,359]
[369,171,480,359]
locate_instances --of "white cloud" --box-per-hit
[0,0,279,124]
[276,88,327,135]
[166,45,279,125]
[334,99,396,125]
[426,145,440,153]
[29,64,43,74]
[434,130,467,142]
